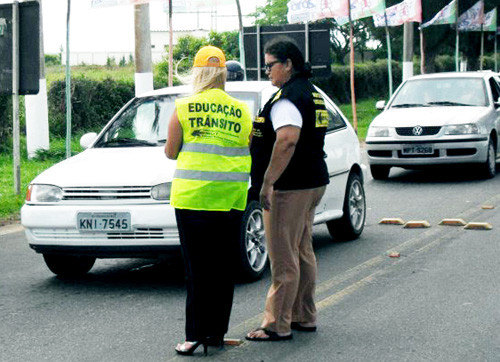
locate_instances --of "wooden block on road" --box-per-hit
[379,218,405,225]
[439,218,467,226]
[404,220,431,228]
[464,222,492,230]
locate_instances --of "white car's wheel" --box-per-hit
[43,254,96,277]
[327,173,366,241]
[238,200,268,281]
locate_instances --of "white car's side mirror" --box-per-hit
[376,100,386,110]
[80,132,98,149]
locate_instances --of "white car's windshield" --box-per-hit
[95,91,260,148]
[95,95,177,148]
[391,78,488,108]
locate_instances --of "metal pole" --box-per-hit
[235,0,246,80]
[384,12,393,98]
[348,0,358,133]
[65,0,71,159]
[12,0,20,194]
[455,0,459,71]
[480,24,484,70]
[257,24,261,81]
[495,32,498,73]
[168,0,173,87]
[305,22,309,62]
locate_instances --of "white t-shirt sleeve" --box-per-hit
[270,99,303,131]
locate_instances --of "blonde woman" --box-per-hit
[165,45,252,356]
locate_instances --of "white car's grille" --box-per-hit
[62,187,152,200]
[32,228,178,240]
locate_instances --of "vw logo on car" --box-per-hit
[412,126,423,136]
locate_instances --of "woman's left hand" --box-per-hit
[259,182,273,211]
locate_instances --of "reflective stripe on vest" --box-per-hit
[181,142,250,157]
[174,169,249,182]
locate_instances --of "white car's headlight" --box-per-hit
[151,182,171,200]
[444,124,479,135]
[27,184,63,203]
[367,127,390,137]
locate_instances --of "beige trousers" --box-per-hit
[261,186,326,333]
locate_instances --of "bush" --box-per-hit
[45,54,61,66]
[47,77,134,137]
[314,59,402,104]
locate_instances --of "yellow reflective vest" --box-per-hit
[170,88,252,211]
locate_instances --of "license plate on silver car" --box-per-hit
[402,145,433,155]
[77,212,131,232]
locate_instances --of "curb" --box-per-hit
[0,223,24,236]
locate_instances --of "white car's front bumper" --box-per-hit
[21,203,180,257]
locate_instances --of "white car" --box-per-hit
[21,81,366,280]
[366,71,500,180]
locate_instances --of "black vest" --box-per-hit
[250,75,329,199]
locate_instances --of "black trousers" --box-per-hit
[175,208,243,341]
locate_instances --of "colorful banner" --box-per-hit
[287,0,349,24]
[335,0,386,26]
[373,0,422,27]
[457,0,484,31]
[468,7,497,32]
[420,0,457,28]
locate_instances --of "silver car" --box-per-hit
[366,71,500,180]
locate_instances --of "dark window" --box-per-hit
[489,78,500,103]
[326,105,347,132]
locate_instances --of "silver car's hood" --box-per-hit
[371,106,490,127]
[32,147,175,187]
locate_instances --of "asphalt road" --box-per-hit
[2,165,500,362]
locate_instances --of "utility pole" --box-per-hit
[235,0,246,80]
[134,3,153,96]
[168,0,173,87]
[12,0,20,194]
[25,0,49,159]
[402,22,414,81]
[65,0,71,159]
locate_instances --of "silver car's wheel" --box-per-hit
[482,138,496,179]
[327,173,366,241]
[238,200,268,281]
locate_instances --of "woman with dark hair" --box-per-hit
[246,37,329,342]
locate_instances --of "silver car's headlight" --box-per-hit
[27,184,63,203]
[151,182,171,200]
[367,127,390,137]
[444,124,479,135]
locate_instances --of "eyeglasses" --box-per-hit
[264,60,281,72]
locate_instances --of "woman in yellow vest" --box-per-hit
[165,45,252,356]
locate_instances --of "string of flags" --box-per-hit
[287,0,498,34]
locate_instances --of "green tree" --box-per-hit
[251,0,288,25]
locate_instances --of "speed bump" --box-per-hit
[379,218,405,225]
[403,220,431,228]
[224,339,244,346]
[464,222,492,230]
[481,205,495,210]
[439,218,467,226]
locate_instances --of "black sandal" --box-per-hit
[245,328,293,342]
[291,322,317,332]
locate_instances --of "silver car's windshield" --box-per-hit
[391,78,488,108]
[95,91,259,148]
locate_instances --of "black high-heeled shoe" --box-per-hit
[175,341,208,356]
[205,336,224,348]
